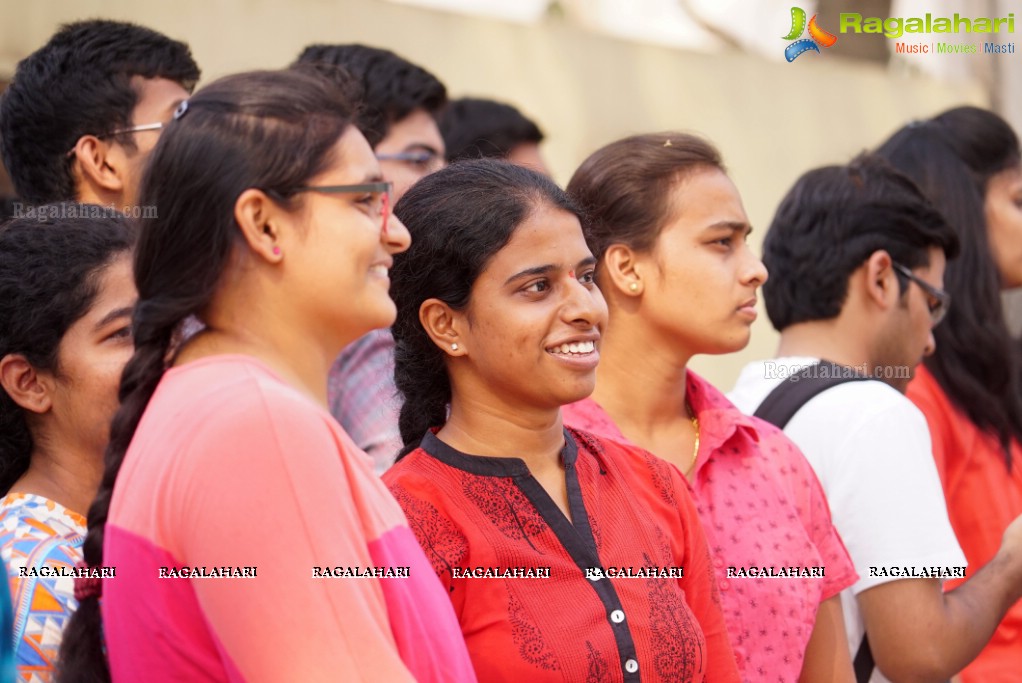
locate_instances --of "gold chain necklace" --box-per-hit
[685,401,699,476]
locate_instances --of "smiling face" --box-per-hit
[45,253,136,461]
[286,126,411,350]
[629,167,767,358]
[984,164,1022,288]
[450,202,607,413]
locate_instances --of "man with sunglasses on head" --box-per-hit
[729,155,1022,683]
[294,44,447,472]
[0,20,199,209]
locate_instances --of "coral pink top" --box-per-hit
[563,371,856,682]
[907,366,1022,683]
[103,355,476,683]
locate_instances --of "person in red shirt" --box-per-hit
[383,158,740,683]
[561,132,857,682]
[877,106,1022,683]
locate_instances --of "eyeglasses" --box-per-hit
[892,262,951,325]
[283,181,392,235]
[376,150,444,172]
[65,122,166,158]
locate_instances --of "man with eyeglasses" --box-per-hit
[729,155,1022,683]
[293,44,448,472]
[0,20,200,209]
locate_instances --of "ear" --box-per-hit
[0,354,53,415]
[70,136,125,197]
[602,243,644,296]
[234,188,287,264]
[419,298,466,356]
[862,250,899,310]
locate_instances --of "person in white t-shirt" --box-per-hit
[729,155,1022,683]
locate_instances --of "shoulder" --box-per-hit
[0,494,85,570]
[164,356,340,449]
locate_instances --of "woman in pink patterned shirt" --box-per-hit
[562,133,858,682]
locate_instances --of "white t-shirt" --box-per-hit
[729,357,966,683]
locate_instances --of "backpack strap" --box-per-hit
[754,360,875,682]
[753,360,871,429]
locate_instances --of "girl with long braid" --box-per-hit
[56,69,476,683]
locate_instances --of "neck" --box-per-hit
[76,185,121,209]
[775,318,871,370]
[592,311,691,432]
[10,442,102,517]
[440,393,565,472]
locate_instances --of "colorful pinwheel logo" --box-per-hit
[783,7,838,61]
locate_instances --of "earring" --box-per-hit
[272,246,281,256]
[629,282,639,292]
[451,343,459,351]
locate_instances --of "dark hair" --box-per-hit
[762,154,959,331]
[0,20,200,205]
[56,68,359,682]
[0,207,133,495]
[439,97,544,162]
[566,132,723,264]
[293,44,447,148]
[876,106,1022,464]
[391,159,577,457]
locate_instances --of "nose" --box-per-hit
[562,274,608,329]
[384,213,411,254]
[923,329,936,357]
[740,246,769,287]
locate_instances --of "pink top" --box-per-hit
[563,371,856,682]
[103,355,476,683]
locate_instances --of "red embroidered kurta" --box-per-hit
[383,427,740,683]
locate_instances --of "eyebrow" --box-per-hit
[93,306,133,332]
[705,221,753,237]
[503,256,598,286]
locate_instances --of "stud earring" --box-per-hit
[629,282,639,292]
[272,246,281,256]
[451,343,459,351]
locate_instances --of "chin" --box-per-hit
[553,379,597,407]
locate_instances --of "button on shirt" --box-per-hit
[564,371,857,682]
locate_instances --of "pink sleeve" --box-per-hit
[776,431,858,600]
[171,388,416,683]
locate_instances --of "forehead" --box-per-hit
[378,108,445,152]
[483,203,588,277]
[663,167,746,227]
[319,126,382,180]
[129,76,190,121]
[79,254,136,320]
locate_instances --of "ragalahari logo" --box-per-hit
[783,7,838,61]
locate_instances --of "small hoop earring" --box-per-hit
[451,343,459,351]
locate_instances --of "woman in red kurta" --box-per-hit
[383,159,740,683]
[878,107,1022,683]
